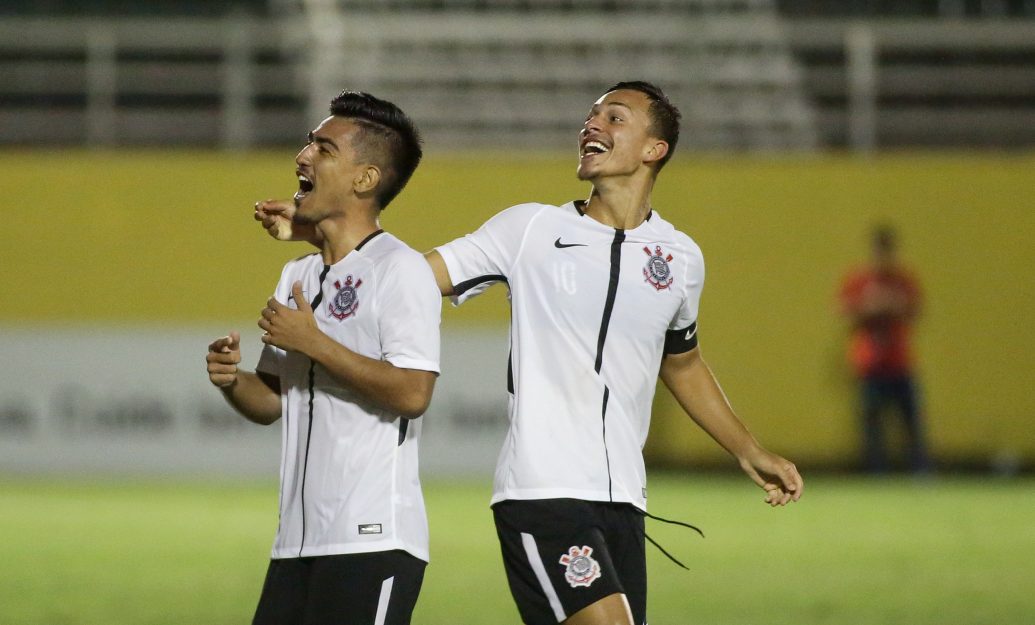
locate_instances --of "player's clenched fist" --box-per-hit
[207,331,242,388]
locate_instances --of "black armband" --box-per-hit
[664,322,698,354]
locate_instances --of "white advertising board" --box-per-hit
[0,327,510,478]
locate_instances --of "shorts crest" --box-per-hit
[329,275,362,320]
[559,545,602,588]
[643,245,674,291]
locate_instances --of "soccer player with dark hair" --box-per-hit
[258,81,803,625]
[207,90,440,625]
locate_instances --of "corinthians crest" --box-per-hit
[643,245,674,290]
[559,545,602,588]
[329,275,362,320]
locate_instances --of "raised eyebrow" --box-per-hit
[308,132,339,151]
[604,101,633,114]
[587,101,634,117]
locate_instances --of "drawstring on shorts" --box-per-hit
[638,509,704,571]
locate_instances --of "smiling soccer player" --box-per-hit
[257,81,803,625]
[210,90,439,625]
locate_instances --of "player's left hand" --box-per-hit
[738,448,803,507]
[254,198,296,241]
[259,281,320,354]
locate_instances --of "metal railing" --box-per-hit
[786,18,1035,149]
[1,14,1033,150]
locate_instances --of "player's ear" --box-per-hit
[643,139,669,166]
[354,165,381,195]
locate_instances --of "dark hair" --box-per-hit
[873,224,897,251]
[329,90,423,209]
[605,80,681,171]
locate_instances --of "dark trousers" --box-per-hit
[860,374,931,474]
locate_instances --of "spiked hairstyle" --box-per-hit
[329,90,423,208]
[605,81,681,171]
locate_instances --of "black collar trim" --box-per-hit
[355,229,384,252]
[573,201,653,224]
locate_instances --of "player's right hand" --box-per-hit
[738,448,803,507]
[206,331,242,388]
[254,199,295,241]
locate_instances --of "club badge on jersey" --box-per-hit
[329,275,362,320]
[559,545,602,588]
[643,245,674,291]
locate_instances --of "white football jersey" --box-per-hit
[256,230,441,562]
[437,201,704,511]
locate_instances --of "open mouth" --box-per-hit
[580,140,609,159]
[294,172,314,202]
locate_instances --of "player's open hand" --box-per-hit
[254,198,295,241]
[206,331,241,388]
[738,448,803,507]
[259,282,320,355]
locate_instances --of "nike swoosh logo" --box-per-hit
[554,237,587,249]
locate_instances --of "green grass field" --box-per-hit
[1,473,1032,625]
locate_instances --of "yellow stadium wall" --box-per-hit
[2,151,1032,469]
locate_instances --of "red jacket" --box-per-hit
[840,267,921,377]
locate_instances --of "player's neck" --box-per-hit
[315,212,382,265]
[584,179,654,230]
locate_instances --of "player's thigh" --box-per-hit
[565,592,634,625]
[493,499,628,625]
[252,558,310,625]
[303,550,426,625]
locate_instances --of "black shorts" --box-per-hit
[493,499,646,625]
[252,550,426,625]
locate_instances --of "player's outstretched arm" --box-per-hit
[423,250,455,297]
[659,347,803,507]
[206,331,282,425]
[254,199,322,247]
[259,282,436,418]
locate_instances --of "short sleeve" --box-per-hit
[664,243,705,354]
[839,271,865,312]
[255,262,297,375]
[255,343,284,376]
[435,203,543,305]
[377,251,441,373]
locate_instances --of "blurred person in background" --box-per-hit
[258,81,802,625]
[840,225,931,475]
[207,90,440,625]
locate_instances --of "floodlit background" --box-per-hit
[1,1,1033,624]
